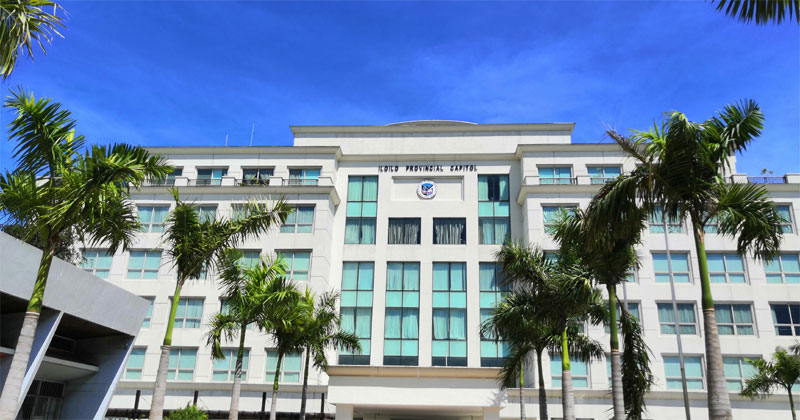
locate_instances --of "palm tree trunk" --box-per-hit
[519,368,527,420]
[536,348,548,420]
[607,284,624,420]
[229,325,247,420]
[789,388,797,420]
[0,244,55,419]
[270,351,284,420]
[693,224,732,420]
[300,346,311,420]
[150,279,185,420]
[560,328,575,420]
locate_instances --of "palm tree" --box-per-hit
[150,191,291,420]
[489,243,555,420]
[713,0,799,25]
[481,287,562,420]
[596,100,784,419]
[205,250,288,420]
[0,89,171,419]
[257,277,308,420]
[553,208,653,419]
[297,290,361,420]
[492,242,605,420]
[1,0,66,78]
[741,347,800,420]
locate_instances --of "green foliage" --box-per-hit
[1,0,65,79]
[300,290,361,372]
[166,404,208,420]
[620,309,654,419]
[741,347,800,399]
[0,89,171,311]
[713,0,799,25]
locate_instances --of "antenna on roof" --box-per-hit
[250,123,255,147]
[225,134,228,147]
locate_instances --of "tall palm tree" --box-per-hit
[493,242,605,420]
[150,191,291,420]
[297,290,361,420]
[1,0,65,78]
[741,347,800,420]
[713,0,799,25]
[553,208,653,420]
[0,89,171,419]
[490,243,555,420]
[257,277,308,420]
[595,100,784,419]
[205,250,288,420]
[481,287,562,420]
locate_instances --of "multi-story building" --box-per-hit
[97,121,800,420]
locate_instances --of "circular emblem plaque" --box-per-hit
[417,180,437,199]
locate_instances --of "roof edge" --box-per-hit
[290,122,576,134]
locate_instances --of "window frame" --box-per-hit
[771,303,800,336]
[649,206,684,234]
[723,355,759,391]
[280,205,315,234]
[339,262,374,365]
[265,350,302,383]
[212,348,250,382]
[707,252,748,284]
[138,205,170,233]
[604,301,641,334]
[587,165,622,184]
[287,167,321,186]
[478,174,511,245]
[480,262,510,367]
[542,204,578,235]
[167,348,197,381]
[142,297,154,328]
[551,355,590,389]
[126,250,162,279]
[765,254,800,284]
[431,262,468,367]
[387,217,421,245]
[652,252,693,284]
[124,347,147,380]
[538,166,574,184]
[384,262,420,366]
[196,167,229,186]
[80,249,113,278]
[776,204,795,234]
[241,167,274,185]
[172,297,204,329]
[656,302,699,335]
[432,217,467,245]
[663,354,705,390]
[276,250,311,281]
[714,303,756,336]
[193,204,217,223]
[344,175,378,244]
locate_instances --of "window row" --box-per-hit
[151,167,322,186]
[81,249,311,281]
[124,347,304,383]
[345,175,511,245]
[137,204,315,234]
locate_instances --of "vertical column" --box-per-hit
[335,404,354,420]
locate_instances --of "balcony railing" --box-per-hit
[283,178,319,186]
[188,178,224,186]
[746,176,787,184]
[589,177,619,185]
[238,178,270,186]
[538,177,578,185]
[142,179,176,187]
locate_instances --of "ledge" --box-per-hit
[135,185,341,206]
[326,365,500,379]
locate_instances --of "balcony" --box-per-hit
[746,176,787,184]
[538,177,578,185]
[137,176,340,204]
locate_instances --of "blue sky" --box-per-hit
[2,1,798,175]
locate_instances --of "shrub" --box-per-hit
[166,404,208,420]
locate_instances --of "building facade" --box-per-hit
[99,121,800,419]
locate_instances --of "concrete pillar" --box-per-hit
[482,407,501,420]
[335,404,354,420]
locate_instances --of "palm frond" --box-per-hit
[713,0,800,25]
[714,182,783,260]
[1,0,66,79]
[619,310,654,419]
[205,312,240,360]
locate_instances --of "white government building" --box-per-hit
[89,121,800,420]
